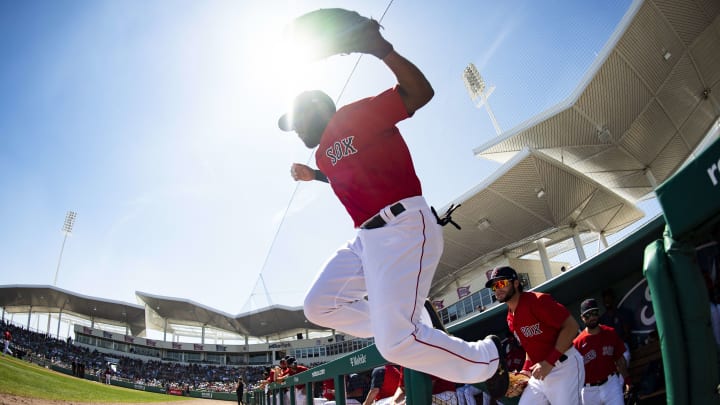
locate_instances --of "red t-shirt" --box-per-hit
[316,87,421,227]
[573,325,626,384]
[507,292,571,365]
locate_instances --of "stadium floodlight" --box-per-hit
[462,63,503,135]
[53,211,77,286]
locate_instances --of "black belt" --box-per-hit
[361,203,405,229]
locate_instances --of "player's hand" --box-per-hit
[291,163,315,181]
[530,361,554,380]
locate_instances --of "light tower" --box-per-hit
[53,211,77,286]
[462,63,502,135]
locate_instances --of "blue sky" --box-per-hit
[0,0,638,316]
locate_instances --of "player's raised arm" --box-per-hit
[381,50,434,116]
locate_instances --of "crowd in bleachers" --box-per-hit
[1,319,268,393]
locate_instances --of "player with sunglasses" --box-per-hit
[486,266,584,404]
[572,298,631,405]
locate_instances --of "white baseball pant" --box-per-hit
[304,196,500,383]
[518,347,585,405]
[580,373,624,405]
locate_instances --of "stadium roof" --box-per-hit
[431,148,644,296]
[136,291,325,339]
[0,286,327,340]
[0,285,146,336]
[474,0,720,202]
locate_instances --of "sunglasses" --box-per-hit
[491,279,511,291]
[582,310,600,319]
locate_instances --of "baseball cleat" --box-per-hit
[484,335,509,399]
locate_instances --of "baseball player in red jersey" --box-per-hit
[487,266,584,404]
[280,357,309,404]
[277,23,506,388]
[505,335,527,372]
[573,299,630,405]
[3,330,11,355]
[364,364,402,405]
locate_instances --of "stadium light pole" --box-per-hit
[462,63,503,135]
[53,211,77,286]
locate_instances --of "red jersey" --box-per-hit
[371,365,402,400]
[316,87,421,227]
[506,343,526,372]
[322,379,335,400]
[507,292,571,365]
[287,365,309,389]
[573,325,625,384]
[430,375,456,394]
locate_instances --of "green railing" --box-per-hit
[257,344,386,405]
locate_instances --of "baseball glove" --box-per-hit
[505,372,530,398]
[284,8,393,60]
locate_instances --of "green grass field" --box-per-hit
[0,354,192,403]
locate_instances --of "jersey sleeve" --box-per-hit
[348,87,409,135]
[572,332,583,351]
[533,293,571,329]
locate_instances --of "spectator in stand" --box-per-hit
[487,266,584,404]
[363,364,402,405]
[573,298,630,405]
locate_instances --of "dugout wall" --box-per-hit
[643,137,720,404]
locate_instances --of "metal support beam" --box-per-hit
[57,310,63,337]
[598,231,609,252]
[572,228,587,262]
[535,239,553,281]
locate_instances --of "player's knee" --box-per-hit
[303,294,329,324]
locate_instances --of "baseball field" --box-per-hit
[0,355,212,404]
